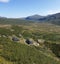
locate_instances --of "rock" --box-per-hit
[12,37,19,41]
[33,42,39,46]
[25,38,39,46]
[2,35,7,37]
[37,39,45,44]
[19,34,22,37]
[25,39,33,44]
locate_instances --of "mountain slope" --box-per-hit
[25,13,60,25]
[0,41,60,64]
[39,13,60,25]
[26,14,44,21]
[0,13,60,25]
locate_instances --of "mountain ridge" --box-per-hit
[25,13,60,25]
[25,14,44,21]
[0,12,60,25]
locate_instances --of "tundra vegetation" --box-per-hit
[0,23,60,64]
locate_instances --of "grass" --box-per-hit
[0,23,60,64]
[0,41,60,64]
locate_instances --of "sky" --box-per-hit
[0,0,60,18]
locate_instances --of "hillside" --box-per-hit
[0,13,60,25]
[0,0,60,64]
[0,24,60,64]
[39,13,60,25]
[0,14,60,64]
[26,14,44,21]
[25,13,60,25]
[0,18,34,25]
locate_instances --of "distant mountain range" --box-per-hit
[25,14,44,21]
[25,13,60,25]
[0,13,60,25]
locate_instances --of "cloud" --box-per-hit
[46,10,60,15]
[39,10,60,16]
[0,0,10,3]
[41,10,60,16]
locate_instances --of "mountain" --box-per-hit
[25,14,44,21]
[0,13,60,25]
[39,13,60,21]
[39,13,60,25]
[25,13,60,25]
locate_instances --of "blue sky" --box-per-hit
[0,0,60,18]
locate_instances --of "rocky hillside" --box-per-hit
[0,24,60,64]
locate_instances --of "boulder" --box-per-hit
[12,37,19,41]
[25,39,33,44]
[37,39,45,44]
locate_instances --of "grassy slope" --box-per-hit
[0,18,34,25]
[0,41,60,64]
[0,23,60,64]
